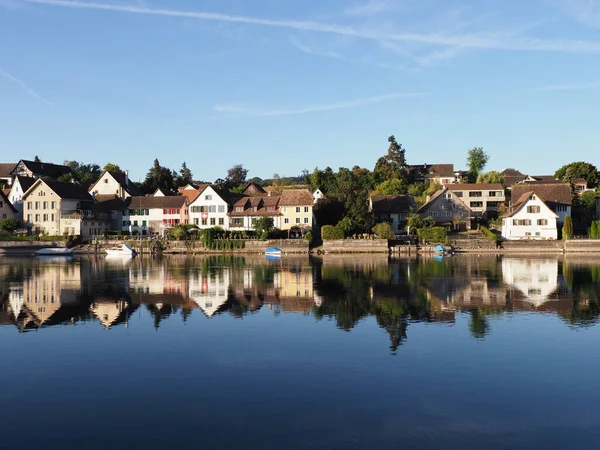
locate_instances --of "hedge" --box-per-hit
[479,226,499,242]
[372,222,395,240]
[417,226,448,243]
[322,225,344,240]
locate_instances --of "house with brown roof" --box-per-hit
[22,178,110,239]
[123,193,189,236]
[501,191,558,240]
[369,194,416,233]
[407,163,457,185]
[446,183,505,218]
[10,159,72,181]
[88,170,141,200]
[417,187,472,230]
[229,193,281,230]
[511,183,572,224]
[0,189,17,221]
[0,163,16,186]
[278,189,314,231]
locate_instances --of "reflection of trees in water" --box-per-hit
[559,262,600,327]
[469,309,489,340]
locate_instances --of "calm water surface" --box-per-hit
[1,254,600,450]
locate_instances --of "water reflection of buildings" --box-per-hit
[90,299,138,329]
[502,258,559,307]
[189,270,229,317]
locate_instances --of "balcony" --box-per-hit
[61,210,110,221]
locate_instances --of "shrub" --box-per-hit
[417,226,448,243]
[372,222,395,240]
[0,218,20,233]
[479,226,499,242]
[562,215,573,240]
[304,230,313,242]
[322,225,344,240]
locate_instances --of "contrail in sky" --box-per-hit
[0,68,52,106]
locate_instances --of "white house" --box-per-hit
[511,183,572,224]
[0,189,17,221]
[88,170,140,200]
[188,268,230,317]
[312,189,325,203]
[189,185,231,230]
[123,194,188,236]
[502,191,558,240]
[8,176,36,220]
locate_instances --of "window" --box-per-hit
[210,218,216,226]
[284,218,289,224]
[304,206,309,213]
[208,205,216,213]
[202,219,207,226]
[42,201,47,209]
[218,205,225,213]
[35,214,39,222]
[218,218,224,226]
[145,209,150,215]
[470,201,483,208]
[205,195,212,200]
[444,193,452,199]
[527,205,541,213]
[27,202,32,209]
[232,218,243,225]
[444,211,452,217]
[35,201,39,209]
[104,178,108,183]
[133,220,138,226]
[235,206,244,212]
[296,207,301,213]
[194,218,199,225]
[537,219,548,226]
[142,220,147,227]
[176,209,180,214]
[556,206,567,212]
[512,219,532,226]
[489,191,503,197]
[51,214,55,222]
[487,201,503,208]
[51,201,55,209]
[469,191,482,197]
[27,214,31,222]
[296,218,301,223]
[163,209,168,214]
[428,211,438,217]
[304,217,309,224]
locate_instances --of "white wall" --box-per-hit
[189,186,229,230]
[8,179,25,220]
[502,258,559,306]
[90,172,131,199]
[501,195,557,240]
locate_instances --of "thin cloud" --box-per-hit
[22,0,600,54]
[345,0,395,17]
[547,0,600,29]
[0,68,52,106]
[289,38,342,60]
[214,93,429,117]
[533,81,600,91]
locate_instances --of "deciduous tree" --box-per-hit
[466,147,489,182]
[226,164,248,188]
[555,162,600,188]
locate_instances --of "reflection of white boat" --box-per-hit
[34,248,74,256]
[105,244,136,257]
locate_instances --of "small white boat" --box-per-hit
[34,247,74,256]
[105,244,136,257]
[265,247,282,257]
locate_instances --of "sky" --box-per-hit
[1,0,600,182]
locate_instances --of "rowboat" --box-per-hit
[265,247,282,257]
[34,248,74,256]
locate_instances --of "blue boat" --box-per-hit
[434,244,448,254]
[265,247,282,257]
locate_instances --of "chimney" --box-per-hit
[268,191,271,197]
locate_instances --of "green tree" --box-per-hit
[590,221,599,239]
[253,217,274,235]
[562,215,573,240]
[467,147,489,182]
[573,191,597,226]
[425,180,442,196]
[469,309,489,340]
[372,222,395,239]
[0,218,20,233]
[373,135,407,183]
[61,161,102,189]
[226,164,248,188]
[34,155,41,163]
[142,159,176,194]
[555,162,600,188]
[374,178,407,195]
[103,163,122,173]
[476,171,504,185]
[177,162,193,187]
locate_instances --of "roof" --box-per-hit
[24,179,94,201]
[370,195,416,214]
[504,191,558,218]
[229,194,282,216]
[16,160,72,178]
[279,189,313,206]
[0,163,16,178]
[93,194,127,212]
[179,188,202,204]
[14,176,36,193]
[572,178,587,184]
[408,163,455,178]
[417,188,448,212]
[126,195,188,209]
[107,171,142,196]
[511,183,572,206]
[0,189,17,213]
[530,175,557,182]
[446,183,504,191]
[242,182,267,196]
[501,168,524,177]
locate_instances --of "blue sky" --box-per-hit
[1,0,600,182]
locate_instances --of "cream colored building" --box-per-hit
[88,170,140,200]
[278,189,314,231]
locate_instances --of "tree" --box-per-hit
[61,161,102,189]
[374,178,407,195]
[467,147,489,182]
[555,162,600,188]
[177,162,193,187]
[0,218,20,233]
[469,309,489,340]
[476,171,504,185]
[573,191,597,227]
[142,159,176,194]
[590,221,599,239]
[253,217,274,236]
[271,173,282,194]
[226,164,248,188]
[103,163,122,173]
[372,222,395,239]
[562,215,573,240]
[373,135,407,184]
[34,155,41,163]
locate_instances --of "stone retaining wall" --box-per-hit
[321,239,389,254]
